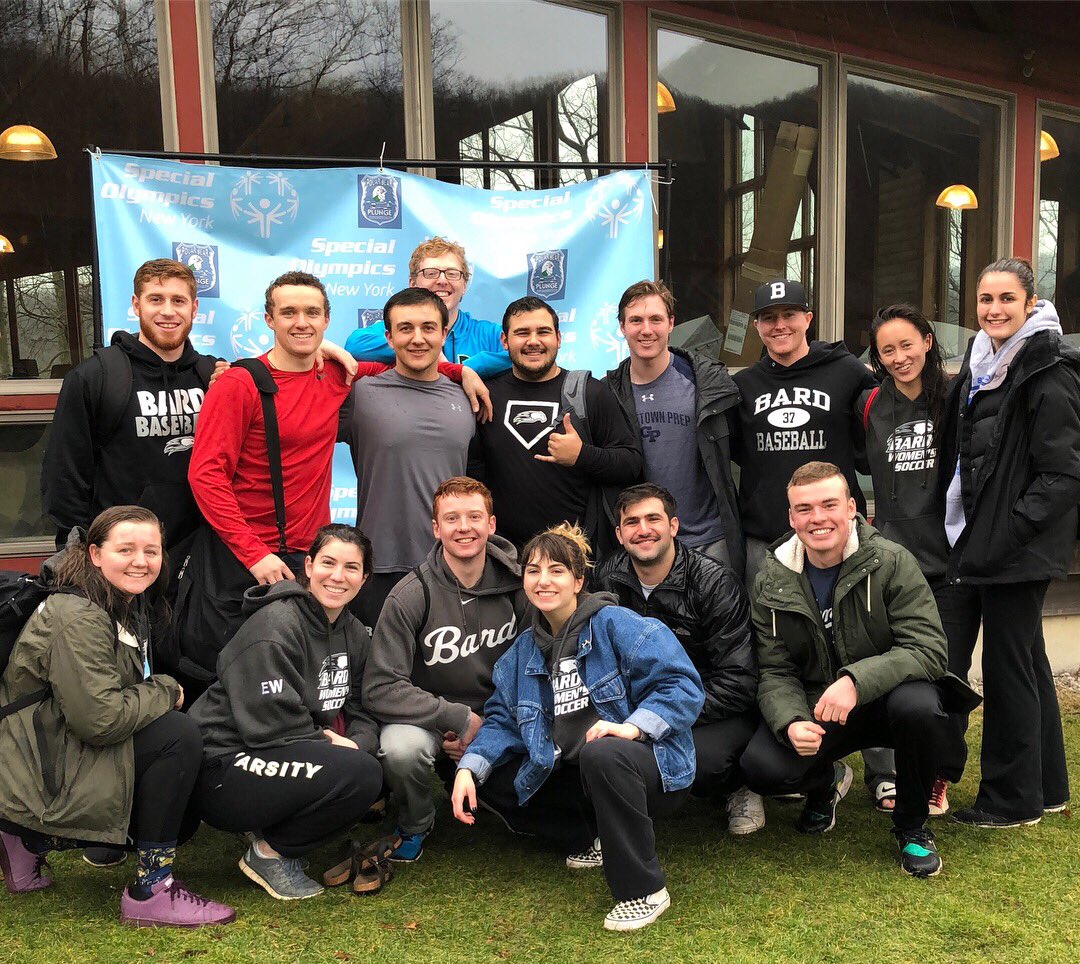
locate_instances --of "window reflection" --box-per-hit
[1037,114,1080,339]
[211,0,405,159]
[0,420,51,540]
[657,31,819,364]
[844,75,1000,359]
[0,0,163,379]
[431,0,609,189]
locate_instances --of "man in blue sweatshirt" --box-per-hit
[345,237,510,377]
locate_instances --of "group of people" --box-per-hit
[0,240,1074,933]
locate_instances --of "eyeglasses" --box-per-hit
[416,267,465,282]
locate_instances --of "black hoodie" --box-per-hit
[188,581,378,758]
[42,330,215,549]
[532,591,617,765]
[731,340,877,542]
[858,379,949,576]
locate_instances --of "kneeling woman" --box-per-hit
[189,524,383,900]
[0,506,234,928]
[451,524,704,932]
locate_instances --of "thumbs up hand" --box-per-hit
[535,413,583,467]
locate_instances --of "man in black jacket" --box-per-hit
[43,258,221,553]
[604,281,744,577]
[593,483,763,835]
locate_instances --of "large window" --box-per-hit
[211,0,405,160]
[843,74,1001,359]
[431,0,610,189]
[1036,111,1080,340]
[0,0,164,381]
[656,30,820,364]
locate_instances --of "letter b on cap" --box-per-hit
[770,282,786,300]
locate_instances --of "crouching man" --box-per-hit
[741,461,964,878]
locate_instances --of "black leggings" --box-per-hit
[194,741,383,857]
[4,710,202,851]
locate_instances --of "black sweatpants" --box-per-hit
[3,710,202,851]
[935,578,1068,818]
[691,713,758,800]
[194,742,383,857]
[740,681,946,831]
[478,737,689,901]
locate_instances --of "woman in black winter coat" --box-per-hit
[940,257,1080,827]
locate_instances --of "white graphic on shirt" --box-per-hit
[886,419,936,473]
[552,657,590,716]
[503,401,559,449]
[752,387,831,453]
[317,652,350,711]
[134,387,205,441]
[423,615,517,666]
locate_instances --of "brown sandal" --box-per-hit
[322,833,403,888]
[351,856,393,895]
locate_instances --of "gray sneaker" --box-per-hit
[239,845,324,901]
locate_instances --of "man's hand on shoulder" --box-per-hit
[315,341,358,386]
[461,367,492,423]
[249,553,296,585]
[208,359,230,388]
[813,675,858,725]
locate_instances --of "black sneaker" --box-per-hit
[893,827,942,878]
[82,846,127,868]
[952,807,1040,828]
[795,762,853,835]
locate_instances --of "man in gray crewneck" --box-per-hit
[341,287,478,627]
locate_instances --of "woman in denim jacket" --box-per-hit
[452,523,704,933]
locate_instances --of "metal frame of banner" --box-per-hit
[86,147,675,342]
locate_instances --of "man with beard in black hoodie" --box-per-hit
[730,279,893,809]
[43,258,221,556]
[41,258,222,871]
[362,477,528,863]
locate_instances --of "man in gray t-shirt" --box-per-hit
[342,287,476,626]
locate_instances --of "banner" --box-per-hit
[90,152,655,523]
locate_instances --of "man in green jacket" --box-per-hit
[741,460,950,878]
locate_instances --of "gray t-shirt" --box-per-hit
[343,370,475,572]
[633,356,724,546]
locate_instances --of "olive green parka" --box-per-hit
[751,518,948,744]
[0,593,179,844]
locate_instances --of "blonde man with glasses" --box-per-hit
[346,237,511,376]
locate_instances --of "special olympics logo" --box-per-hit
[586,171,646,240]
[230,310,272,358]
[229,171,300,239]
[589,301,627,361]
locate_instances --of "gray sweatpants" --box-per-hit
[377,723,445,835]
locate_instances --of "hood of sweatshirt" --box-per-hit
[241,580,339,635]
[966,299,1064,399]
[532,590,618,661]
[111,328,205,375]
[750,339,858,378]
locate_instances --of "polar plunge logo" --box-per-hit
[358,174,402,229]
[172,242,220,298]
[527,249,568,301]
[229,171,299,239]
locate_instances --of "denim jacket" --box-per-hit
[459,605,705,805]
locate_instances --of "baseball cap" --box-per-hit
[751,279,810,318]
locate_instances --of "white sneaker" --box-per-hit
[566,837,603,869]
[603,887,671,932]
[726,787,766,835]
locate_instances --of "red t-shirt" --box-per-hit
[189,355,464,569]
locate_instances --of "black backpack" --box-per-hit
[92,341,217,445]
[0,572,54,721]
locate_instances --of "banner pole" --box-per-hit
[86,147,104,345]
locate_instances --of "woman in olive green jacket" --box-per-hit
[0,506,234,928]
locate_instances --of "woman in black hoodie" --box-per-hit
[860,305,965,816]
[189,524,384,900]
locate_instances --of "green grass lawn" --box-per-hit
[3,695,1078,964]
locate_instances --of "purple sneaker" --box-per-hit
[120,878,236,928]
[0,831,52,894]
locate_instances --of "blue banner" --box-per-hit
[90,152,655,522]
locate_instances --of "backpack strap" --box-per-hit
[861,386,880,431]
[193,353,217,389]
[93,344,134,446]
[233,358,287,555]
[560,369,592,446]
[0,686,51,722]
[411,566,430,628]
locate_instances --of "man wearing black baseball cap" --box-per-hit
[729,278,892,809]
